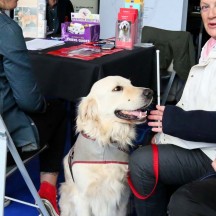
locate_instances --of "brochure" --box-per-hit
[26,39,65,50]
[47,44,123,60]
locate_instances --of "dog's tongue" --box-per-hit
[122,110,147,118]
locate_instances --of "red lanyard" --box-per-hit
[127,144,159,200]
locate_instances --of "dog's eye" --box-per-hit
[112,86,123,92]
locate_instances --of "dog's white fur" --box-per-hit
[59,76,153,216]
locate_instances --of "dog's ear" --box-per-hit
[78,97,98,122]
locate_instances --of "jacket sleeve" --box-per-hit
[0,20,46,113]
[162,105,216,143]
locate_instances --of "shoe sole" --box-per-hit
[4,198,11,207]
[38,198,59,216]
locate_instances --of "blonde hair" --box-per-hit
[0,2,5,10]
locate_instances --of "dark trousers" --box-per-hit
[29,99,67,173]
[129,144,214,216]
[168,176,216,216]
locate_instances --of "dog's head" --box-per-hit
[119,21,130,32]
[76,76,153,146]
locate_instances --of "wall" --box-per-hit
[143,0,188,31]
[99,0,124,39]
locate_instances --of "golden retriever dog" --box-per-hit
[59,76,153,216]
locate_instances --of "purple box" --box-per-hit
[61,21,100,43]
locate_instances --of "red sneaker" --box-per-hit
[38,181,60,216]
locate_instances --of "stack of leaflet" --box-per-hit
[26,39,65,51]
[115,7,138,50]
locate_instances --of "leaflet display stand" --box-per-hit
[0,115,49,216]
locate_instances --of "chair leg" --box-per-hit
[6,135,50,216]
[0,132,7,216]
[0,115,50,216]
[161,71,176,105]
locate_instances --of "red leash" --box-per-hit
[128,144,159,200]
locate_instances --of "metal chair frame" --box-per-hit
[0,115,49,216]
[161,70,176,105]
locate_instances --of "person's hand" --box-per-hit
[212,159,216,171]
[150,135,157,144]
[148,105,165,133]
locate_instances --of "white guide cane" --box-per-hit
[156,50,160,105]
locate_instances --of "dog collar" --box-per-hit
[81,131,119,145]
[81,131,95,141]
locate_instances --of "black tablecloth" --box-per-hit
[29,42,156,101]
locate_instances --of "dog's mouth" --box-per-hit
[115,105,149,122]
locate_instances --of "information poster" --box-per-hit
[143,0,188,31]
[71,0,99,14]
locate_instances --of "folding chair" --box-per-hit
[0,115,49,216]
[141,26,196,105]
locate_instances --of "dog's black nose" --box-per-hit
[143,89,153,99]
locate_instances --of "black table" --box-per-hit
[29,43,156,101]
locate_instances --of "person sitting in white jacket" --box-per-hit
[129,0,216,215]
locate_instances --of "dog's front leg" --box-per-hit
[74,195,92,216]
[116,198,129,216]
[116,187,130,216]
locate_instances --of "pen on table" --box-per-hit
[51,36,62,41]
[85,41,106,47]
[93,43,106,47]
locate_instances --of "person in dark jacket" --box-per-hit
[129,0,216,215]
[0,0,68,215]
[46,0,74,35]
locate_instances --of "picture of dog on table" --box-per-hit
[118,20,131,42]
[59,76,153,216]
